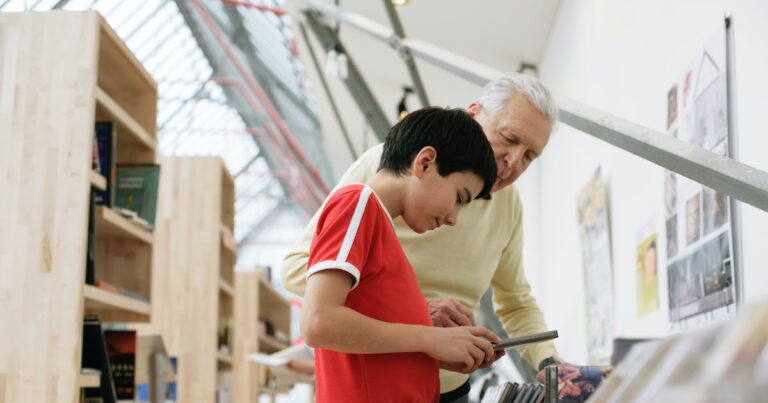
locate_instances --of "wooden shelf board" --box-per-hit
[259,334,289,352]
[95,86,155,152]
[220,223,236,254]
[217,351,233,366]
[96,206,153,244]
[259,277,289,307]
[83,285,151,317]
[90,171,107,191]
[98,16,156,92]
[78,371,101,388]
[219,278,234,298]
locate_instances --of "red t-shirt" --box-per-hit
[308,184,439,403]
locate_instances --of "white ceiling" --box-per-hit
[288,0,562,177]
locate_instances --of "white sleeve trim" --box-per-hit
[306,260,361,290]
[336,185,373,262]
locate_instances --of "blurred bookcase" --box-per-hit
[146,156,236,402]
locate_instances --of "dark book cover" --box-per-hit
[104,330,137,400]
[115,165,161,226]
[94,122,116,206]
[85,190,96,285]
[545,366,611,403]
[81,315,117,403]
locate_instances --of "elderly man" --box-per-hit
[282,72,561,403]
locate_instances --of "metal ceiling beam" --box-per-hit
[303,10,391,141]
[298,22,357,160]
[381,0,429,108]
[299,0,768,213]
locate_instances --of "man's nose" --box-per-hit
[505,149,524,169]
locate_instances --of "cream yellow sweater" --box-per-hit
[282,144,557,393]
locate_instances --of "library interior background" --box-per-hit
[1,0,767,402]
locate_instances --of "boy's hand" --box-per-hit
[439,349,505,373]
[424,326,499,372]
[427,297,475,327]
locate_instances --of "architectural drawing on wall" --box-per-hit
[577,168,614,364]
[665,28,735,322]
[636,227,659,316]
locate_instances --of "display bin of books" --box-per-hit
[0,10,158,403]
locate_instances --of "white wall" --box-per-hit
[522,0,768,364]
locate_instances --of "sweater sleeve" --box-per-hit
[490,187,558,369]
[281,144,383,296]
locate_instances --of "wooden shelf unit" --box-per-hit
[148,156,236,402]
[0,11,157,403]
[233,271,293,403]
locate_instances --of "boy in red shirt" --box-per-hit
[301,107,504,402]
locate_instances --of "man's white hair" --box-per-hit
[476,73,559,124]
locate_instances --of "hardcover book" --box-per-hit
[115,165,161,227]
[94,122,116,206]
[104,330,137,400]
[81,315,118,403]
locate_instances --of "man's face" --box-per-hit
[468,92,553,192]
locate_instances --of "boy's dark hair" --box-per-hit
[378,107,497,200]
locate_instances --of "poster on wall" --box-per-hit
[576,167,614,364]
[665,26,735,322]
[636,226,659,316]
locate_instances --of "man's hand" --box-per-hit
[428,297,476,327]
[536,359,572,384]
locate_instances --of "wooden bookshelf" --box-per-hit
[233,270,294,403]
[90,170,107,191]
[83,285,151,322]
[0,11,157,403]
[218,351,234,367]
[148,156,236,402]
[78,371,101,388]
[95,206,153,244]
[220,278,236,298]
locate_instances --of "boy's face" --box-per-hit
[401,148,484,234]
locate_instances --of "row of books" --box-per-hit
[590,299,768,402]
[480,365,611,403]
[481,382,544,403]
[82,316,177,403]
[93,121,160,229]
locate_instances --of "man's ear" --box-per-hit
[412,146,437,179]
[467,101,481,118]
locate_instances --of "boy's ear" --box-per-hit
[412,146,437,179]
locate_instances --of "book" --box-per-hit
[115,165,160,227]
[81,315,117,403]
[94,122,116,206]
[85,190,96,285]
[104,330,137,400]
[247,343,315,386]
[493,330,559,351]
[92,132,101,173]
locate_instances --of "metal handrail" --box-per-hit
[299,0,768,213]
